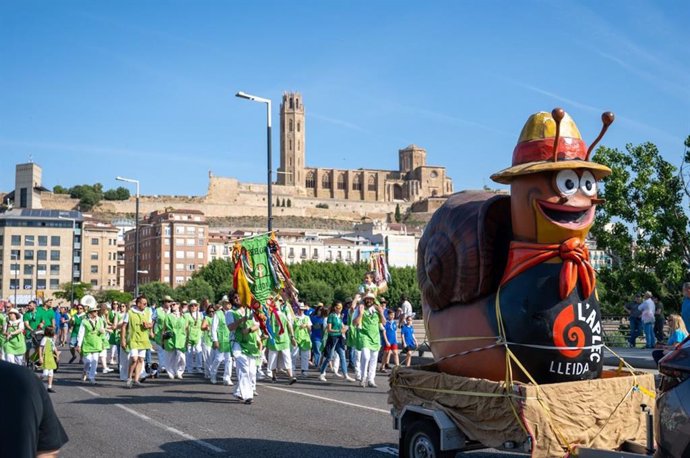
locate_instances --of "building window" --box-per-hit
[187,264,196,271]
[37,264,46,274]
[187,251,195,258]
[313,248,318,258]
[51,236,60,246]
[210,245,217,255]
[288,247,294,258]
[164,226,172,236]
[91,252,98,260]
[289,119,293,131]
[91,265,98,273]
[37,279,46,290]
[38,236,47,246]
[37,250,47,261]
[197,252,203,259]
[289,140,292,151]
[25,235,34,246]
[11,235,20,246]
[24,264,33,276]
[24,250,34,261]
[91,238,99,245]
[322,174,331,189]
[91,280,98,286]
[298,141,300,151]
[301,248,307,258]
[295,98,299,109]
[50,265,60,275]
[176,251,185,259]
[289,97,294,109]
[10,279,19,290]
[49,250,60,262]
[50,279,59,289]
[23,279,32,290]
[337,174,346,190]
[19,188,27,208]
[297,121,301,132]
[368,175,376,191]
[306,172,316,189]
[353,175,362,191]
[175,276,184,284]
[186,239,195,246]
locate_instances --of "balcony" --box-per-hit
[74,242,81,250]
[73,257,81,263]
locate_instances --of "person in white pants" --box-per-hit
[3,308,26,365]
[200,305,216,379]
[76,301,105,385]
[234,309,261,404]
[292,305,312,377]
[354,293,385,388]
[210,301,234,385]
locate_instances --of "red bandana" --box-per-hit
[500,237,596,300]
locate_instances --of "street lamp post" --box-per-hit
[10,253,18,305]
[235,91,273,231]
[116,177,140,297]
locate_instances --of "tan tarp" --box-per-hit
[388,364,655,458]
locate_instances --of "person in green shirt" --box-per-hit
[266,299,297,385]
[345,297,361,380]
[0,304,7,361]
[318,302,355,382]
[4,308,27,365]
[292,305,312,377]
[153,297,172,373]
[234,305,261,404]
[185,300,204,374]
[200,304,216,379]
[354,293,386,388]
[23,300,40,361]
[76,300,105,385]
[39,326,59,393]
[36,298,56,331]
[68,304,86,364]
[162,302,188,380]
[210,300,234,385]
[121,296,153,388]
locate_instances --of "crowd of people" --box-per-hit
[0,272,418,405]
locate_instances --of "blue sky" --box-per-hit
[1,1,688,196]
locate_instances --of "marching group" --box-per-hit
[0,273,418,405]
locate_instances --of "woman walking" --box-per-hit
[318,302,355,382]
[3,308,26,365]
[163,302,188,379]
[355,293,386,388]
[76,297,105,385]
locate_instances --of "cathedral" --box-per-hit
[276,92,453,203]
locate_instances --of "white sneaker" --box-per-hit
[355,375,361,381]
[210,377,217,385]
[223,379,233,386]
[345,375,356,382]
[335,372,343,378]
[367,381,378,388]
[168,372,175,380]
[176,374,184,380]
[360,380,366,388]
[318,373,327,382]
[103,368,113,374]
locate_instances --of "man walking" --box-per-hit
[121,296,153,388]
[625,294,643,348]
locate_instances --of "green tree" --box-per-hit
[175,277,215,303]
[103,186,131,201]
[53,185,69,194]
[592,141,690,313]
[298,279,334,305]
[192,258,234,302]
[95,290,133,304]
[139,281,175,306]
[54,282,92,304]
[69,183,104,211]
[383,266,421,314]
[394,204,402,223]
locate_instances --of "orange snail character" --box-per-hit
[418,108,614,383]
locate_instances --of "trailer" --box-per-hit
[389,364,656,458]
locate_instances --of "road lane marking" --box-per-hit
[263,385,389,414]
[75,384,225,453]
[114,404,226,454]
[374,446,399,455]
[78,387,100,397]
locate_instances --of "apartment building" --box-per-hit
[0,209,82,305]
[82,219,119,290]
[124,209,209,291]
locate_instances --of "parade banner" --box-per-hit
[242,234,275,305]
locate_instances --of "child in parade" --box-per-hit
[39,326,59,393]
[76,298,105,385]
[162,302,187,379]
[58,306,70,347]
[4,308,27,365]
[292,304,312,377]
[185,300,204,374]
[318,302,355,382]
[380,309,400,372]
[354,293,386,388]
[401,315,417,367]
[359,271,379,297]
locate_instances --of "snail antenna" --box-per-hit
[586,112,615,160]
[551,108,565,162]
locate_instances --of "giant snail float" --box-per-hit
[418,108,615,384]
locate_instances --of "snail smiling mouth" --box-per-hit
[536,200,595,230]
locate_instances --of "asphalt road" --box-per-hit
[48,350,527,458]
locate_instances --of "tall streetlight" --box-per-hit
[235,91,273,231]
[116,176,141,297]
[10,252,18,306]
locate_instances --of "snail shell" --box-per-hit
[417,191,512,311]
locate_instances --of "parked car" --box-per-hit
[656,335,690,457]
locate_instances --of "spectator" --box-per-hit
[401,315,417,367]
[653,314,689,364]
[310,303,325,367]
[625,294,643,348]
[638,291,656,349]
[380,309,400,372]
[0,360,69,457]
[682,283,690,333]
[654,297,666,343]
[401,295,413,319]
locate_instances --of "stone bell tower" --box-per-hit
[278,92,305,186]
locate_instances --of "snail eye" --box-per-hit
[580,171,597,197]
[555,170,579,196]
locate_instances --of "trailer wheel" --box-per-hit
[403,420,455,458]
